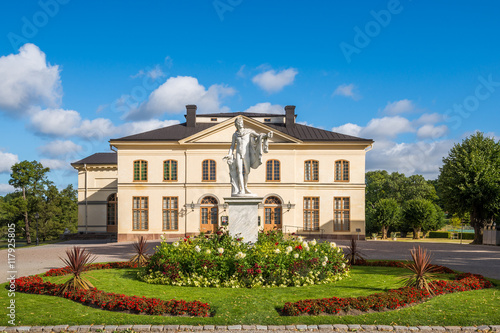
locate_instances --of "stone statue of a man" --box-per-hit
[224,117,273,196]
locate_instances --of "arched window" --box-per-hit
[335,160,349,182]
[200,196,218,233]
[264,196,282,231]
[202,159,216,181]
[304,160,319,182]
[133,160,148,181]
[164,160,178,181]
[266,160,280,181]
[107,193,117,228]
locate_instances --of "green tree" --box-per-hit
[402,199,436,239]
[438,132,500,244]
[371,198,401,239]
[8,161,50,244]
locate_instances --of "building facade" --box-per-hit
[71,105,373,242]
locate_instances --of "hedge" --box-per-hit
[428,231,475,240]
[428,231,451,239]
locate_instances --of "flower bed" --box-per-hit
[44,261,139,277]
[14,275,211,317]
[281,272,493,316]
[139,230,349,288]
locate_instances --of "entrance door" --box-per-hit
[264,196,282,232]
[107,193,118,233]
[200,196,218,233]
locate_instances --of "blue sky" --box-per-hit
[1,0,500,194]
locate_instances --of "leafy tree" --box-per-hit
[371,198,401,239]
[402,199,437,239]
[366,171,439,236]
[438,132,500,244]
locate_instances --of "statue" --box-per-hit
[224,117,273,196]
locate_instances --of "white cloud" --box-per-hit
[40,158,71,170]
[30,108,82,137]
[0,151,19,173]
[331,123,363,137]
[332,83,360,100]
[252,68,298,93]
[236,65,246,78]
[414,113,444,125]
[417,124,448,139]
[362,116,414,139]
[126,76,235,120]
[383,99,415,115]
[38,140,83,159]
[244,103,283,114]
[367,139,454,179]
[131,65,166,80]
[0,43,61,114]
[0,184,14,196]
[29,107,179,140]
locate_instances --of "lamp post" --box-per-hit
[34,213,39,246]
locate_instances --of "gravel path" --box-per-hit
[1,239,499,281]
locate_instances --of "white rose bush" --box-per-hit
[139,229,349,288]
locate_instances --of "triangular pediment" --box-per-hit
[179,116,302,144]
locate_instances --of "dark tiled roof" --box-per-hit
[195,112,285,118]
[113,123,217,141]
[266,123,372,142]
[71,152,117,166]
[111,112,373,143]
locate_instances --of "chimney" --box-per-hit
[186,105,197,127]
[285,105,296,129]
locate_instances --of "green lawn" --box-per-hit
[1,266,498,326]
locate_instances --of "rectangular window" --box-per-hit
[164,160,178,181]
[162,197,178,230]
[211,118,217,121]
[303,197,319,231]
[133,160,148,181]
[305,160,319,182]
[202,160,216,181]
[133,197,148,230]
[266,160,280,181]
[334,197,350,231]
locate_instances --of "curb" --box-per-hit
[0,325,499,332]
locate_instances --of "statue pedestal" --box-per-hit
[224,196,262,243]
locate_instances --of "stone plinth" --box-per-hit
[224,196,263,243]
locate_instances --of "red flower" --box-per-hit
[275,242,279,246]
[295,245,303,250]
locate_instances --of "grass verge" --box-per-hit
[1,266,498,326]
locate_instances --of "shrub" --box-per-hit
[57,246,96,295]
[140,229,349,288]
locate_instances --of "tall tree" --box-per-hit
[402,199,437,239]
[371,198,401,239]
[8,161,50,244]
[438,132,500,244]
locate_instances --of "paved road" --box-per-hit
[1,239,499,282]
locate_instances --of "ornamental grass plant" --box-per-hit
[130,236,150,267]
[345,238,366,265]
[139,229,349,288]
[400,246,438,294]
[57,246,96,295]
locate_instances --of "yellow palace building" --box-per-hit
[71,105,373,242]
